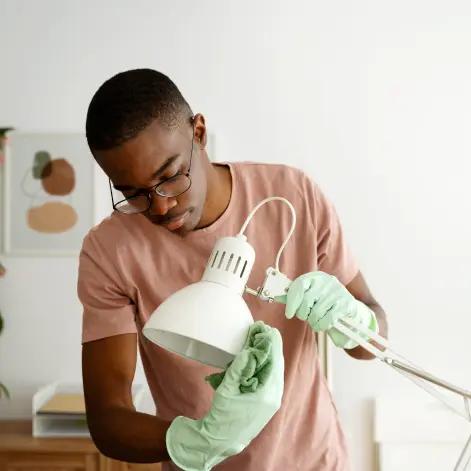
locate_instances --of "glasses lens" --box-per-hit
[156,175,191,197]
[115,195,149,214]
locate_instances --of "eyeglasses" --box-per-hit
[109,126,195,214]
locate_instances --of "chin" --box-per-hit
[174,208,199,234]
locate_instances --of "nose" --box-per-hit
[148,193,178,217]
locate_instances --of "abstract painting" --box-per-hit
[2,133,94,255]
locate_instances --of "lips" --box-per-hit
[160,210,189,230]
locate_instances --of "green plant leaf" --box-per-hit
[0,383,10,399]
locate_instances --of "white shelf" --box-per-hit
[32,381,145,438]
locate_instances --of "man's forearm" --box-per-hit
[346,302,388,360]
[89,406,172,463]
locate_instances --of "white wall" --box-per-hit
[1,1,471,470]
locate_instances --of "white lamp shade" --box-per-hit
[142,281,254,368]
[143,234,256,368]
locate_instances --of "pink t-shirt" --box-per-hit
[78,161,358,471]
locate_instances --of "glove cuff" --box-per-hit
[347,300,378,349]
[166,416,242,471]
[166,416,205,471]
[329,300,378,349]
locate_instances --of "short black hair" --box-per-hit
[86,68,193,151]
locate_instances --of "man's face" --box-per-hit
[94,117,208,235]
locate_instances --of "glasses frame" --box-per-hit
[109,122,195,214]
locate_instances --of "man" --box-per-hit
[79,68,388,470]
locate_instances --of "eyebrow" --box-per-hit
[113,154,180,191]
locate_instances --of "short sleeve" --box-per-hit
[311,180,359,286]
[78,233,137,344]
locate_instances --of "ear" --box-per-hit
[192,113,207,149]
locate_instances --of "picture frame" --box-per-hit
[2,132,95,256]
[0,129,14,253]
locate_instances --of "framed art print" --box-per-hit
[2,132,95,256]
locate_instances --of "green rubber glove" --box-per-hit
[166,321,284,471]
[275,271,378,349]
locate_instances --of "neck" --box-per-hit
[196,162,232,229]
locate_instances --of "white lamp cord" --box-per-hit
[237,197,297,272]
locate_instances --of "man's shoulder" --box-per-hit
[230,161,323,214]
[232,160,310,183]
[80,211,132,254]
[87,211,124,235]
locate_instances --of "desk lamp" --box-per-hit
[143,196,296,367]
